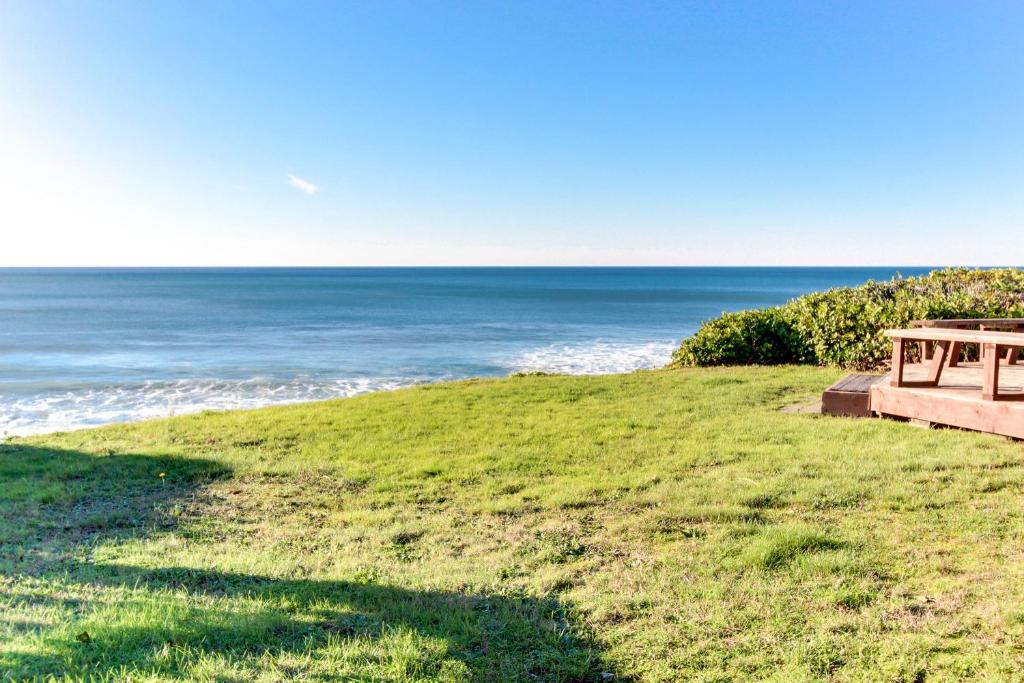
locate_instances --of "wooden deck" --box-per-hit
[871,361,1024,438]
[817,320,1024,439]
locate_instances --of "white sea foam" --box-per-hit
[510,340,677,375]
[0,377,415,438]
[0,340,679,438]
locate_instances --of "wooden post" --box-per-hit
[926,339,950,386]
[890,337,905,387]
[982,343,1001,401]
[947,341,962,368]
[922,340,933,361]
[1013,326,1024,364]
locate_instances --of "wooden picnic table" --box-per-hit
[886,328,1024,401]
[911,318,1024,367]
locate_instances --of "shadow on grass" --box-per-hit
[0,441,230,572]
[0,442,617,681]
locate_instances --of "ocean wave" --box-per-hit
[510,340,677,375]
[0,340,679,437]
[0,377,416,438]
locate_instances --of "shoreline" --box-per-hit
[0,339,681,439]
[3,363,681,440]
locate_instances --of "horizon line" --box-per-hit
[0,264,1014,270]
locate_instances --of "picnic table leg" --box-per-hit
[922,341,933,361]
[947,341,962,367]
[982,343,1001,401]
[1012,325,1024,364]
[926,340,950,386]
[890,337,905,387]
[984,325,1022,365]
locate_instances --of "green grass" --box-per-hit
[3,366,1024,681]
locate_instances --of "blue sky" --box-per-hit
[1,2,1022,266]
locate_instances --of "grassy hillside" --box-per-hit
[4,367,1024,681]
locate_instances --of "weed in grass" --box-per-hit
[735,526,846,571]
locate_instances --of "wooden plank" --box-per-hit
[948,341,962,368]
[885,329,1024,346]
[823,374,887,418]
[844,374,885,392]
[829,374,884,393]
[870,383,1024,439]
[983,343,1000,401]
[822,390,872,417]
[890,337,905,387]
[912,318,1024,327]
[926,339,949,385]
[829,375,860,392]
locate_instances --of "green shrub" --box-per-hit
[673,268,1024,370]
[672,307,812,366]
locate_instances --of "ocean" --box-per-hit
[0,267,930,436]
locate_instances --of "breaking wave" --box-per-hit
[510,340,677,375]
[0,377,416,437]
[0,340,679,437]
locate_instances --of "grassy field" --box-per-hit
[4,366,1024,681]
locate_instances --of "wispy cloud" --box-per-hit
[288,174,320,195]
